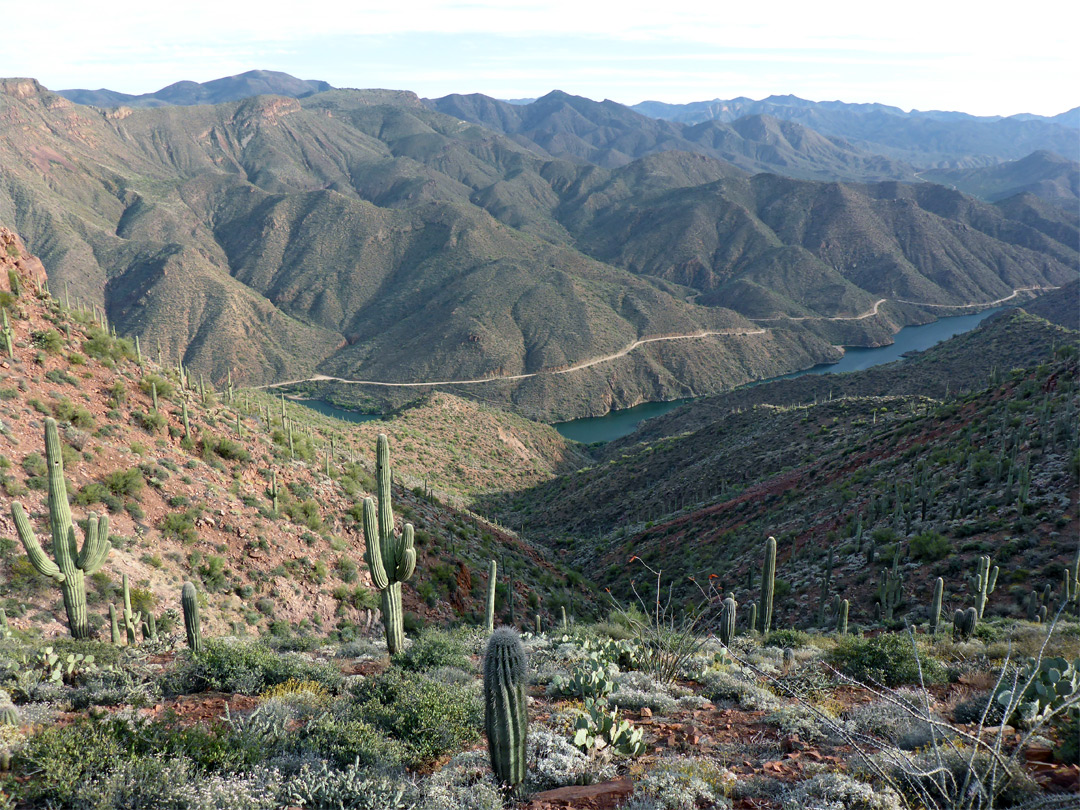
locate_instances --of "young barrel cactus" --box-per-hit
[361,435,416,655]
[953,607,978,641]
[483,627,528,793]
[11,418,111,639]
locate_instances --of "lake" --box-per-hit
[553,307,1006,444]
[292,398,384,424]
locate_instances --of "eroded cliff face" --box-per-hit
[0,226,49,292]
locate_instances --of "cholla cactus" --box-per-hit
[483,627,528,793]
[362,435,416,655]
[11,418,111,639]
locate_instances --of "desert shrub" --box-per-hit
[14,715,275,806]
[951,690,1003,726]
[104,467,144,499]
[132,408,166,433]
[1053,709,1079,764]
[420,749,504,810]
[159,509,199,544]
[206,436,251,463]
[622,756,733,810]
[394,627,472,672]
[301,715,406,769]
[701,669,780,710]
[138,373,175,399]
[350,668,482,765]
[845,690,951,749]
[529,727,613,791]
[173,639,341,695]
[764,629,808,649]
[84,327,135,364]
[781,772,902,810]
[30,328,63,353]
[829,632,946,687]
[283,759,419,810]
[910,531,951,562]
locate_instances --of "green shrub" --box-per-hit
[138,373,175,399]
[764,629,808,649]
[910,531,951,562]
[31,328,64,353]
[351,668,482,765]
[301,716,406,768]
[829,633,946,687]
[205,436,251,463]
[133,409,167,433]
[175,639,341,695]
[394,627,473,672]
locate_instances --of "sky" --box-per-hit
[5,1,1077,116]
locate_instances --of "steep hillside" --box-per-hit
[922,150,1080,207]
[1022,280,1080,329]
[485,313,1079,629]
[0,227,596,643]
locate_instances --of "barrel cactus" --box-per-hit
[11,418,111,638]
[361,435,416,655]
[483,627,528,794]
[182,581,202,653]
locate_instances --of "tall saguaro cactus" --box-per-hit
[759,536,776,634]
[362,434,416,655]
[122,574,141,645]
[970,555,998,619]
[11,418,111,639]
[485,559,497,634]
[719,596,737,646]
[483,627,528,793]
[929,577,944,636]
[182,581,202,653]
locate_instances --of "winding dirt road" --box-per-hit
[253,285,1055,391]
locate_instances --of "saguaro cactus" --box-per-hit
[969,555,998,619]
[109,604,120,645]
[759,536,776,634]
[719,596,737,646]
[11,418,111,638]
[749,603,758,635]
[485,559,497,634]
[362,435,416,655]
[836,599,849,635]
[929,577,944,636]
[483,627,528,793]
[182,581,202,653]
[121,574,142,645]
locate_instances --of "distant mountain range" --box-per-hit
[58,69,333,108]
[922,150,1079,207]
[631,95,1080,168]
[4,72,1076,419]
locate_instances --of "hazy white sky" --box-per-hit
[6,1,1077,115]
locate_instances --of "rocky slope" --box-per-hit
[0,226,595,642]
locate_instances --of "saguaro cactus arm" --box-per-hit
[11,502,64,581]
